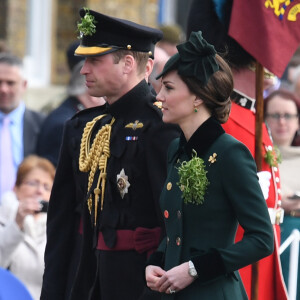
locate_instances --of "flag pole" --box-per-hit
[251,61,264,300]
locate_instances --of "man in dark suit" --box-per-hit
[0,53,45,199]
[40,8,179,300]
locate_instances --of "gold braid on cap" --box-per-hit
[79,114,115,225]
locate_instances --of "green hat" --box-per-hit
[156,31,219,85]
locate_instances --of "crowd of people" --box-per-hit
[0,2,300,300]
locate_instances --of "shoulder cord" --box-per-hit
[79,114,115,225]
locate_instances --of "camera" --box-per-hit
[38,200,49,213]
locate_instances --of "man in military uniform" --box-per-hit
[40,8,179,300]
[186,1,288,300]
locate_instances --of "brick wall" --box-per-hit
[5,0,27,58]
[53,0,159,84]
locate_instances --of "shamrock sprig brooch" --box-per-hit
[264,145,282,167]
[177,150,209,205]
[77,7,97,38]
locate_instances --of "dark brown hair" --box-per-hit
[180,54,233,123]
[264,89,300,146]
[15,155,56,187]
[111,50,149,76]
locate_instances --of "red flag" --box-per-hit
[229,0,300,77]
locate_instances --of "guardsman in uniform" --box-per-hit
[186,1,288,300]
[40,8,179,300]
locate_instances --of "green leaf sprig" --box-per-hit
[177,150,209,205]
[264,145,282,167]
[77,8,97,38]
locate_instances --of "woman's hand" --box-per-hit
[15,197,41,229]
[156,262,195,294]
[145,265,166,291]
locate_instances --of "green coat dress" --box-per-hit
[148,117,274,300]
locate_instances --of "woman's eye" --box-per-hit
[165,85,173,91]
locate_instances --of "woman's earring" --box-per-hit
[194,108,198,113]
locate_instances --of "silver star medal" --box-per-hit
[117,168,130,199]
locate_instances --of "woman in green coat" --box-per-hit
[145,31,274,300]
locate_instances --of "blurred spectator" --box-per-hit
[0,40,9,53]
[148,46,170,94]
[0,53,45,200]
[0,155,55,300]
[36,41,105,166]
[292,65,300,99]
[264,89,300,299]
[157,24,184,56]
[280,47,300,90]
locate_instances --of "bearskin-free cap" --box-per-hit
[156,31,219,85]
[75,8,163,59]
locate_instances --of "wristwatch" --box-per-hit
[188,260,198,278]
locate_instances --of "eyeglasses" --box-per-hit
[266,113,299,121]
[22,180,52,192]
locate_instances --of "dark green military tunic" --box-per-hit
[148,117,274,300]
[41,80,179,300]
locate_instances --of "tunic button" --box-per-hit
[177,210,181,219]
[277,188,281,194]
[167,237,170,244]
[176,237,181,246]
[167,182,172,190]
[274,167,278,172]
[164,210,169,219]
[275,177,280,183]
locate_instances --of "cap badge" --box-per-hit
[117,168,130,199]
[125,120,143,130]
[77,7,97,38]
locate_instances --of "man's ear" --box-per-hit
[145,58,154,81]
[123,55,135,74]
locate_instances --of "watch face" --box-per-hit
[188,261,198,278]
[189,268,197,277]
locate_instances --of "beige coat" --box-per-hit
[0,191,47,300]
[278,146,300,196]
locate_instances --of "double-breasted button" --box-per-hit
[167,182,172,190]
[176,237,181,246]
[274,167,278,172]
[177,210,181,219]
[164,210,169,219]
[275,177,280,183]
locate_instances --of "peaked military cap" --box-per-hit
[75,8,163,59]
